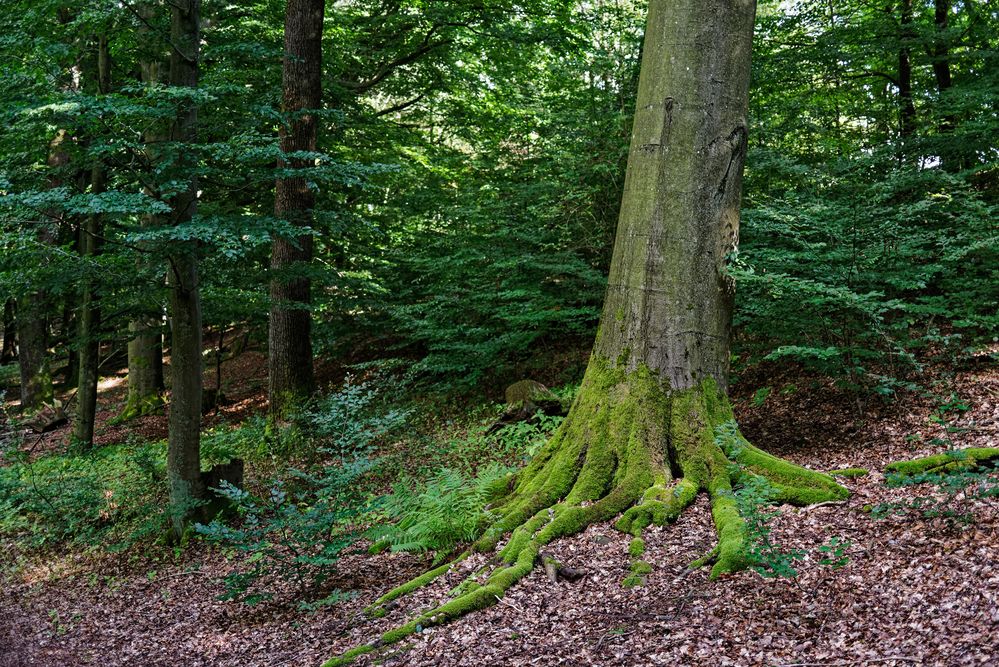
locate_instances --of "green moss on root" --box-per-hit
[323,644,377,667]
[828,468,869,478]
[365,551,470,614]
[112,392,164,423]
[631,560,652,575]
[329,358,849,665]
[885,448,999,476]
[628,537,645,558]
[623,573,645,588]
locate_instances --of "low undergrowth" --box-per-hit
[192,376,565,606]
[0,414,297,557]
[873,451,999,526]
[0,438,168,552]
[195,459,376,607]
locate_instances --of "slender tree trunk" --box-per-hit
[1,300,16,364]
[75,34,110,446]
[166,0,205,539]
[929,0,953,93]
[61,300,78,385]
[17,127,70,413]
[897,0,917,151]
[16,295,52,412]
[121,3,166,421]
[929,0,957,169]
[268,0,324,416]
[123,317,164,416]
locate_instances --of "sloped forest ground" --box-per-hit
[1,346,998,667]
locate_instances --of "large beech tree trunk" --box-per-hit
[166,0,205,539]
[268,0,324,416]
[74,34,111,446]
[327,1,847,663]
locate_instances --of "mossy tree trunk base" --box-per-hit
[112,392,166,424]
[324,358,848,666]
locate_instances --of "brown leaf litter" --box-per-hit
[2,357,997,667]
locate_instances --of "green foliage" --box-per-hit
[295,374,409,458]
[196,379,408,604]
[873,459,999,525]
[734,476,807,578]
[493,412,565,460]
[399,405,565,476]
[751,386,771,408]
[368,464,512,564]
[734,475,851,579]
[734,0,999,393]
[929,393,970,426]
[817,536,851,569]
[0,440,168,551]
[195,461,374,605]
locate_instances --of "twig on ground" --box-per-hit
[801,501,849,512]
[495,594,524,613]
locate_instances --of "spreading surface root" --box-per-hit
[324,359,848,666]
[885,447,999,477]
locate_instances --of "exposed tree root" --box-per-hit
[323,359,848,666]
[885,448,999,477]
[828,468,870,478]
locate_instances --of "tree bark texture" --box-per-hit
[75,34,110,446]
[1,300,16,364]
[122,2,166,420]
[166,0,205,538]
[268,0,325,415]
[16,294,52,412]
[17,127,70,412]
[594,0,754,394]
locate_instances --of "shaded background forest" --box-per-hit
[1,0,995,399]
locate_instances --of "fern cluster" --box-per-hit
[368,464,512,564]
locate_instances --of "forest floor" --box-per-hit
[1,347,998,667]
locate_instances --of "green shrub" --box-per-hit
[735,149,998,395]
[493,412,564,460]
[734,475,806,578]
[195,379,408,605]
[873,460,999,525]
[200,415,297,463]
[196,459,375,606]
[296,374,409,458]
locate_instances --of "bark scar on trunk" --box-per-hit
[713,125,747,204]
